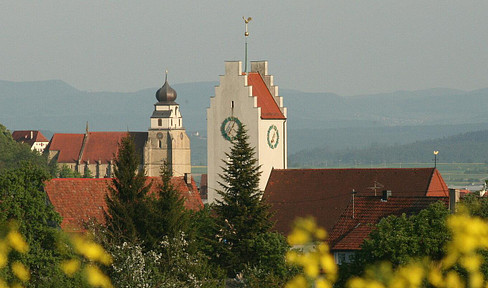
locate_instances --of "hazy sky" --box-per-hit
[2,1,487,96]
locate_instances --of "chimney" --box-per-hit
[449,188,460,214]
[30,131,33,139]
[352,189,357,219]
[184,173,192,185]
[382,190,392,201]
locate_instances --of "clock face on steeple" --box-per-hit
[220,116,242,141]
[267,125,279,149]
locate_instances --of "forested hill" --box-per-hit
[289,129,488,167]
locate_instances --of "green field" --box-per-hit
[193,163,488,188]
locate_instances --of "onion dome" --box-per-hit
[155,70,177,103]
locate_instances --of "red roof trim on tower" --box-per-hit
[247,72,286,119]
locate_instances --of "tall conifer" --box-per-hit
[214,124,272,275]
[104,136,151,243]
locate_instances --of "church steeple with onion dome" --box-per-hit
[144,69,191,177]
[156,70,178,103]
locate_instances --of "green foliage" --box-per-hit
[0,124,49,172]
[0,163,88,286]
[359,202,450,266]
[83,166,94,178]
[104,136,152,244]
[141,161,192,250]
[213,125,276,276]
[58,164,83,178]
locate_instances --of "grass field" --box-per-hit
[193,163,488,188]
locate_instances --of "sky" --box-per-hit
[1,1,488,96]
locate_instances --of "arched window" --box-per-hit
[158,140,162,148]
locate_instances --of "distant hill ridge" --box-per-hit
[2,79,488,163]
[289,129,488,167]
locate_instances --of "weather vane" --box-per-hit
[243,16,252,73]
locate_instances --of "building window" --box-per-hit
[158,140,162,148]
[158,119,162,126]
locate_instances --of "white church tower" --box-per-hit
[207,61,287,203]
[144,72,191,177]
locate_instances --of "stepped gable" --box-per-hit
[247,72,285,119]
[12,130,49,146]
[264,168,449,235]
[47,134,85,162]
[328,196,449,251]
[45,176,203,232]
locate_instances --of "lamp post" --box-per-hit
[434,150,439,168]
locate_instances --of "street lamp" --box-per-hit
[434,151,439,168]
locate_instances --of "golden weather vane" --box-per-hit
[243,16,252,72]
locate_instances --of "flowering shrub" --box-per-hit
[285,212,488,288]
[0,221,113,288]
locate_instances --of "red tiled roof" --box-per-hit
[328,196,448,251]
[47,134,85,163]
[47,132,147,164]
[12,130,49,146]
[264,168,449,235]
[247,72,286,119]
[81,132,128,164]
[45,176,203,232]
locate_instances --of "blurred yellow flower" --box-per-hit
[61,259,81,277]
[11,261,30,282]
[7,231,28,254]
[85,265,113,288]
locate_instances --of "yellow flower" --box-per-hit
[285,275,307,288]
[85,265,113,288]
[61,259,81,277]
[315,228,327,240]
[0,253,7,269]
[315,278,331,288]
[7,231,28,254]
[470,271,484,288]
[72,236,112,265]
[11,261,30,282]
[0,279,8,288]
[287,229,310,246]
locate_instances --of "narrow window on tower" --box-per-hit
[231,101,235,109]
[158,119,162,126]
[158,140,162,148]
[171,119,173,126]
[179,119,181,126]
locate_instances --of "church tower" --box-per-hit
[144,72,191,177]
[207,61,287,203]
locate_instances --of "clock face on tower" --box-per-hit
[220,116,242,141]
[267,124,279,149]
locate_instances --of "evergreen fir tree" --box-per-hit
[213,124,273,276]
[104,136,151,244]
[142,161,191,250]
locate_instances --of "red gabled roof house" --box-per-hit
[12,130,50,153]
[45,176,203,232]
[327,194,449,264]
[264,168,449,235]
